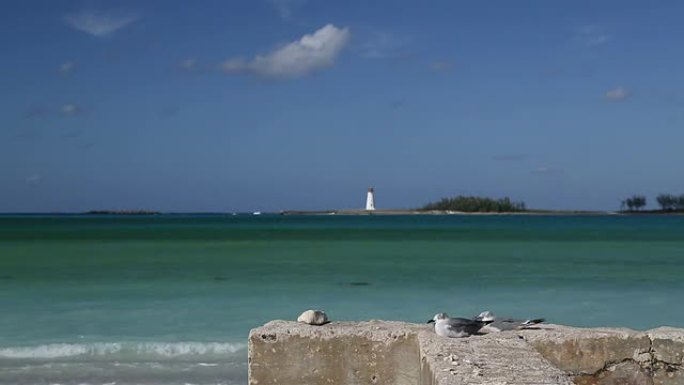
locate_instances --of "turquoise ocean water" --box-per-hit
[1,214,684,384]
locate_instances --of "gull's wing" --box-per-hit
[446,317,488,335]
[492,317,545,331]
[446,317,480,327]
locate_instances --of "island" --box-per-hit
[84,210,161,215]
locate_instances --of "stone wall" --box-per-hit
[248,321,684,385]
[249,321,422,385]
[523,326,684,385]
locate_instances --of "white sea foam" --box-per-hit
[0,341,247,361]
[0,343,121,359]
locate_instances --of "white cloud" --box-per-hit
[25,174,42,184]
[586,35,613,47]
[178,58,198,71]
[220,24,350,78]
[61,104,81,116]
[359,32,408,59]
[64,10,139,37]
[270,0,307,20]
[492,154,529,162]
[532,167,565,176]
[221,57,247,72]
[59,61,75,74]
[575,25,613,47]
[431,60,452,72]
[605,86,630,101]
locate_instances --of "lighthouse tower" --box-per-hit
[365,187,376,211]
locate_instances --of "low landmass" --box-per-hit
[280,209,613,216]
[421,195,527,213]
[78,193,684,216]
[282,193,684,215]
[85,210,161,215]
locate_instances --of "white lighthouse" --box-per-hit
[365,187,376,211]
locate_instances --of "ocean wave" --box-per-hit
[0,341,247,361]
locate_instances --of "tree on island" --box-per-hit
[620,195,647,211]
[657,194,676,211]
[656,193,684,211]
[421,195,526,212]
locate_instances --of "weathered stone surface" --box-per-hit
[649,327,684,366]
[653,366,684,385]
[297,309,329,325]
[574,361,653,385]
[521,325,651,375]
[419,329,572,385]
[249,320,422,385]
[248,321,684,385]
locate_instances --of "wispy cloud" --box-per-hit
[61,104,82,116]
[269,0,307,20]
[605,86,630,102]
[532,166,565,176]
[574,25,613,47]
[220,24,350,79]
[358,31,409,59]
[586,35,613,47]
[492,154,529,162]
[64,10,139,37]
[25,174,42,184]
[178,58,198,71]
[430,60,453,72]
[59,61,76,74]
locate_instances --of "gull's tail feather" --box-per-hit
[522,318,545,326]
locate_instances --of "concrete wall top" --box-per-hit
[249,321,684,385]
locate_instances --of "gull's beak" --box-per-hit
[426,319,435,324]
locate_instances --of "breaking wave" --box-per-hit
[0,341,247,362]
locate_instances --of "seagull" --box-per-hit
[427,313,493,338]
[473,311,545,332]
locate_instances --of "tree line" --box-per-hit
[621,193,684,211]
[422,196,527,212]
[656,194,684,211]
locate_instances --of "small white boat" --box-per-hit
[252,211,262,216]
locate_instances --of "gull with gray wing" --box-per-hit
[427,313,492,338]
[473,311,545,332]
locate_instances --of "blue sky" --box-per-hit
[2,0,683,212]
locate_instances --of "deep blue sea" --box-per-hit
[1,214,683,384]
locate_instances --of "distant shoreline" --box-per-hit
[279,209,684,216]
[85,210,162,215]
[1,210,683,216]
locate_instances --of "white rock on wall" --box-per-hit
[297,310,329,325]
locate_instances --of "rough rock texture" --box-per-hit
[419,328,572,385]
[574,361,652,385]
[520,326,652,374]
[249,320,422,385]
[248,321,684,385]
[650,328,684,366]
[297,309,329,325]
